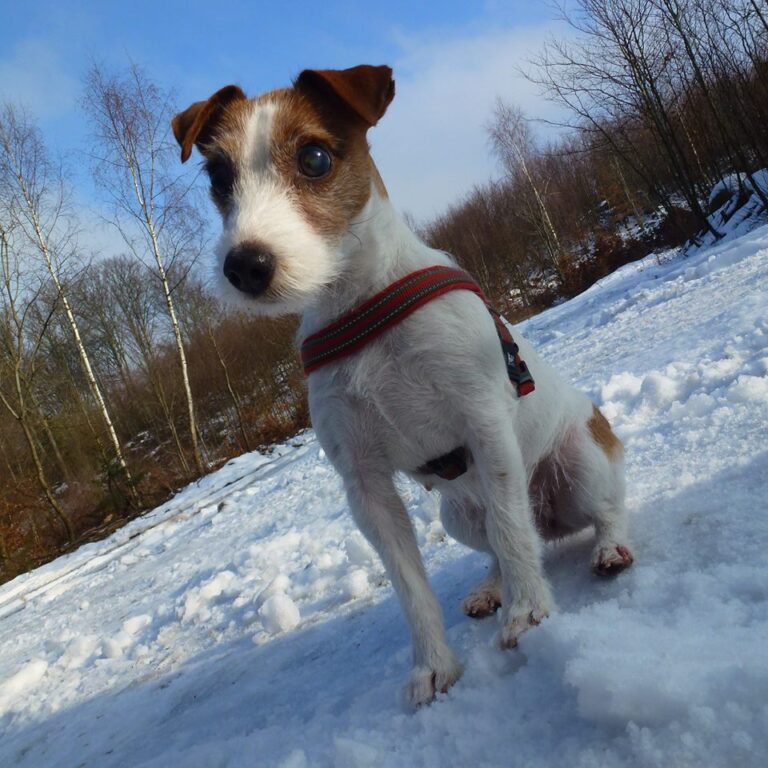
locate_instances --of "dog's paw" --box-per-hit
[462,582,502,619]
[404,656,463,709]
[592,543,634,576]
[498,603,549,650]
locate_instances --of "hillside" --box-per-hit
[1,221,767,767]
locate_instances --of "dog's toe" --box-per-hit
[462,585,502,619]
[499,605,548,650]
[592,543,634,576]
[405,670,440,709]
[404,658,463,709]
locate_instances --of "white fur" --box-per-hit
[301,183,632,705]
[212,109,633,707]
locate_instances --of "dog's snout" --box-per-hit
[223,244,275,297]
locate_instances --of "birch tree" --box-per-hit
[102,255,195,474]
[489,102,568,280]
[174,276,252,452]
[0,220,73,540]
[0,104,136,500]
[83,64,207,476]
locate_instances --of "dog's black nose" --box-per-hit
[223,244,275,297]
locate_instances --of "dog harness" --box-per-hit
[300,265,535,479]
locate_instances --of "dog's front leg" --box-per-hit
[469,409,555,649]
[343,469,463,707]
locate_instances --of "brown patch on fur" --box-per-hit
[202,96,255,160]
[176,66,395,238]
[172,85,247,163]
[198,98,255,216]
[295,65,395,127]
[268,87,375,239]
[587,405,623,460]
[173,87,255,216]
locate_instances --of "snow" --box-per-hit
[259,594,301,634]
[708,169,768,208]
[1,219,768,767]
[704,170,768,245]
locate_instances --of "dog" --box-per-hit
[172,65,634,708]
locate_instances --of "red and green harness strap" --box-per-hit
[300,265,535,397]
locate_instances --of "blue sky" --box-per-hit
[1,1,565,251]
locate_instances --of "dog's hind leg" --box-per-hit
[440,498,501,618]
[559,407,634,576]
[461,562,502,618]
[464,403,555,649]
[343,466,463,708]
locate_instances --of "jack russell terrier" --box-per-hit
[172,65,634,708]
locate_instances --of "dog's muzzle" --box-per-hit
[223,243,275,297]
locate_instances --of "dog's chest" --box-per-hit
[359,348,463,469]
[309,336,468,475]
[305,289,545,478]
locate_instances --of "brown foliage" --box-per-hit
[0,273,309,585]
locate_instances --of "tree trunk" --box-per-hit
[613,156,645,226]
[207,324,251,452]
[30,392,70,482]
[0,435,20,485]
[147,223,205,476]
[0,379,73,542]
[159,379,191,475]
[514,144,567,279]
[23,197,137,502]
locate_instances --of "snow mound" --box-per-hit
[259,594,301,634]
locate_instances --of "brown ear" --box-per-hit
[295,65,395,128]
[171,85,247,163]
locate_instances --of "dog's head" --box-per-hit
[172,65,395,315]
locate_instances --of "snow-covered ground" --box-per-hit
[1,220,767,768]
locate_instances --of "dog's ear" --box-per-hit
[172,85,247,163]
[295,65,395,128]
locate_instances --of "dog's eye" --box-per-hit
[206,158,235,201]
[298,145,332,178]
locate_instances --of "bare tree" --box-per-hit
[653,0,768,205]
[0,221,73,539]
[174,275,252,452]
[100,255,194,474]
[489,101,568,280]
[83,63,207,476]
[531,0,723,239]
[0,103,136,499]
